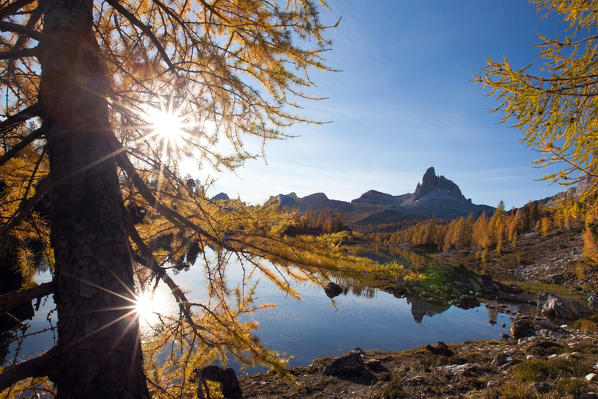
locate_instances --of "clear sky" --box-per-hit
[205,1,571,209]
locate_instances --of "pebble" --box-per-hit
[526,355,535,359]
[586,373,597,382]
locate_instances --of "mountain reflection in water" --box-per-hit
[7,247,520,372]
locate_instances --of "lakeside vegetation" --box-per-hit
[366,197,593,261]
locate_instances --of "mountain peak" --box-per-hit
[414,167,463,200]
[210,192,230,201]
[422,166,436,183]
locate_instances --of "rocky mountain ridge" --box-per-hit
[272,167,494,226]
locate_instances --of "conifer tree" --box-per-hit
[0,0,343,397]
[477,0,598,256]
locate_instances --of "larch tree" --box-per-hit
[476,0,598,259]
[0,1,367,398]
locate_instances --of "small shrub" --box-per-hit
[512,358,584,383]
[556,378,588,398]
[383,376,404,399]
[484,381,538,399]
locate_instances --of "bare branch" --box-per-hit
[0,348,55,392]
[0,282,53,316]
[7,7,42,73]
[0,21,45,42]
[0,103,39,134]
[0,126,45,167]
[104,0,175,71]
[0,47,38,60]
[0,0,35,20]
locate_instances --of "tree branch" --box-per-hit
[0,126,45,167]
[7,7,42,73]
[0,348,55,392]
[0,282,53,316]
[104,0,175,70]
[0,103,40,134]
[0,175,50,238]
[0,47,38,60]
[0,0,35,20]
[0,21,45,42]
[127,223,213,343]
[114,144,219,244]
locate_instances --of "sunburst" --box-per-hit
[134,289,168,326]
[144,105,190,150]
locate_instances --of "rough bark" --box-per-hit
[38,0,149,397]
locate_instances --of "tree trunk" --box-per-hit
[38,0,149,397]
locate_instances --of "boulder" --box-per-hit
[537,292,590,320]
[425,341,453,356]
[589,295,598,312]
[510,319,535,340]
[364,359,386,372]
[324,282,343,298]
[323,351,366,377]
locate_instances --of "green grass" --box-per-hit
[512,358,586,383]
[499,279,586,301]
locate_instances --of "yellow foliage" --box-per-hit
[584,211,598,263]
[541,217,552,237]
[477,0,598,261]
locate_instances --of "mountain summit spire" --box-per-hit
[414,167,463,200]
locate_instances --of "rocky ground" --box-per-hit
[234,227,598,398]
[240,320,598,398]
[432,225,596,299]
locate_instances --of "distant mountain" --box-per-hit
[537,175,593,207]
[277,192,353,212]
[273,167,494,226]
[210,192,230,201]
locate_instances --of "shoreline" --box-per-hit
[237,228,598,398]
[240,321,598,398]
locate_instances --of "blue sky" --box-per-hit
[207,1,570,209]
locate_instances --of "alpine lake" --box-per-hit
[5,245,530,375]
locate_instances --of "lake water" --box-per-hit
[4,249,518,374]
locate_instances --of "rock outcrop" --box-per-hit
[537,292,591,320]
[323,348,367,377]
[414,167,463,200]
[509,319,536,339]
